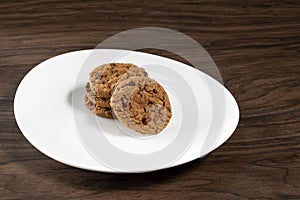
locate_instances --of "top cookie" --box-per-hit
[89,63,139,98]
[110,76,172,134]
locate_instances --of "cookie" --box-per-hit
[89,63,139,98]
[85,82,110,108]
[115,67,148,86]
[84,95,113,118]
[89,64,105,84]
[110,76,172,134]
[89,64,107,96]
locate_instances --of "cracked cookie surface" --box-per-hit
[89,63,139,98]
[110,76,172,134]
[84,95,113,118]
[115,67,148,86]
[85,83,110,108]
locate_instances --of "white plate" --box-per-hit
[14,49,239,173]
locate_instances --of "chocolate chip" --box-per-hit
[121,97,127,108]
[142,117,150,125]
[95,72,102,79]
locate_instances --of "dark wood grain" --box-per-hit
[0,0,299,199]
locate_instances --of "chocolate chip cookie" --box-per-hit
[89,63,139,98]
[116,67,148,85]
[84,95,113,118]
[85,83,110,108]
[110,76,172,134]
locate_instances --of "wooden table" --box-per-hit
[1,1,299,199]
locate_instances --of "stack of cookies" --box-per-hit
[84,63,172,134]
